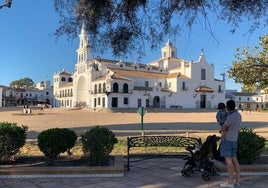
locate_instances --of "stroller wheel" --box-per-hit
[181,165,192,177]
[210,166,218,176]
[202,171,210,181]
[181,169,191,177]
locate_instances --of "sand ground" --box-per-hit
[0,107,268,139]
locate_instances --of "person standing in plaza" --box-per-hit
[219,100,241,188]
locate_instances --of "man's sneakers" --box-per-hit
[220,182,234,188]
[220,181,240,188]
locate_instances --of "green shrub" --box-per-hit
[38,128,77,162]
[237,127,266,164]
[0,122,28,163]
[81,126,118,166]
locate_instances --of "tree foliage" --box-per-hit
[53,0,268,57]
[228,34,268,91]
[10,77,34,88]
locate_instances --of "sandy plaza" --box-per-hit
[0,107,267,139]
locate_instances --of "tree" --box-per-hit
[53,0,268,57]
[228,34,268,91]
[10,77,35,88]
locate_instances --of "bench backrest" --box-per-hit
[127,136,202,148]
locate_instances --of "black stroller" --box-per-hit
[181,134,221,181]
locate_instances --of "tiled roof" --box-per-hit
[109,68,167,79]
[59,70,73,76]
[94,76,107,82]
[230,92,258,96]
[111,74,133,81]
[195,85,214,93]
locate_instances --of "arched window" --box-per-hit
[218,85,222,92]
[68,77,73,82]
[113,83,119,93]
[94,84,97,94]
[123,83,128,93]
[61,77,66,82]
[201,69,206,80]
[103,83,106,93]
[182,82,186,90]
[98,83,102,93]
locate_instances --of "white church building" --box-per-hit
[53,25,226,110]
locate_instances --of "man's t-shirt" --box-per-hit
[224,111,242,141]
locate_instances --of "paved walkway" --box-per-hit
[1,158,268,188]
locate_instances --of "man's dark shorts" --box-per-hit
[220,139,237,157]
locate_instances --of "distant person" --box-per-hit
[216,102,228,126]
[219,100,241,188]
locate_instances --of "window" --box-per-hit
[46,91,49,95]
[218,85,222,93]
[146,99,149,107]
[113,83,119,92]
[137,99,142,107]
[112,97,118,107]
[98,83,102,93]
[102,97,105,107]
[163,52,166,57]
[182,82,186,90]
[103,83,106,93]
[94,98,97,107]
[247,97,250,101]
[68,78,73,82]
[201,69,206,80]
[168,82,171,88]
[61,77,66,82]
[239,97,241,101]
[94,84,97,94]
[98,97,101,105]
[124,97,128,105]
[145,81,149,87]
[123,83,128,93]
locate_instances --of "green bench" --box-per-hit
[127,135,202,171]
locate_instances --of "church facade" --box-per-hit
[53,25,226,110]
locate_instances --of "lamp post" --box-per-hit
[0,0,12,9]
[137,106,147,136]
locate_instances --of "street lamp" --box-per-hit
[0,0,12,9]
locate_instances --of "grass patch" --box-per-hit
[19,137,268,157]
[20,137,187,157]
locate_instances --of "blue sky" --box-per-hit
[0,1,267,91]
